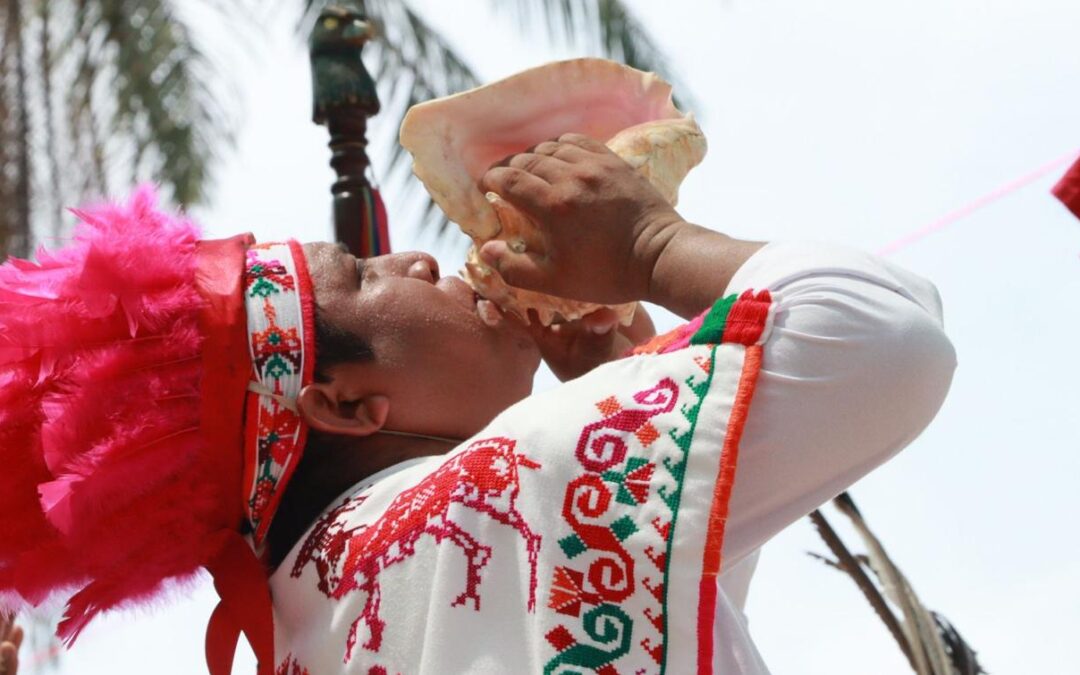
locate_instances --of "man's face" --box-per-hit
[303,242,541,439]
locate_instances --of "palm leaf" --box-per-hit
[0,0,34,259]
[0,5,14,257]
[0,0,243,255]
[498,0,696,110]
[368,0,484,241]
[811,493,987,674]
[38,0,65,236]
[82,0,233,206]
[808,508,918,670]
[832,493,956,675]
[931,612,984,675]
[67,1,109,197]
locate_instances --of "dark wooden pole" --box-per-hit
[309,2,385,257]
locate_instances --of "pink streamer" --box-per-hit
[877,149,1080,256]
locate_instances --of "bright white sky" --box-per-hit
[24,1,1080,673]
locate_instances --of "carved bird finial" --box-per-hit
[309,2,380,124]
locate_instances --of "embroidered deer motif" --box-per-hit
[291,436,541,662]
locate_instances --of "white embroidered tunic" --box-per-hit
[270,242,956,675]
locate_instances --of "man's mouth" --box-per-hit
[438,276,505,328]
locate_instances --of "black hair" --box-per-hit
[314,306,375,382]
[267,307,375,569]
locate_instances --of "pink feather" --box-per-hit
[0,186,243,646]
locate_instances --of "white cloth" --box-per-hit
[273,316,768,673]
[711,241,956,674]
[271,241,956,674]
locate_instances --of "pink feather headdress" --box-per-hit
[0,187,297,674]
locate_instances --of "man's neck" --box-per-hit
[265,431,459,568]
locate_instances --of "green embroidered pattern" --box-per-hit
[656,345,718,670]
[544,349,721,673]
[633,289,772,357]
[602,456,655,507]
[544,290,774,672]
[544,604,634,675]
[690,295,737,345]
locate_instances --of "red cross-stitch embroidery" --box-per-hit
[552,379,677,614]
[250,307,302,385]
[275,654,310,675]
[242,241,313,543]
[256,403,301,465]
[246,249,296,297]
[575,379,678,473]
[250,476,275,522]
[291,437,541,662]
[292,495,368,596]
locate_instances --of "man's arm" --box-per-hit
[717,241,957,567]
[645,222,765,319]
[480,137,955,568]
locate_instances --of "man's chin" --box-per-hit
[492,357,540,411]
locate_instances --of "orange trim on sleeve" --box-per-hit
[696,344,764,675]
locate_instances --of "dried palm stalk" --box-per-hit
[808,492,985,675]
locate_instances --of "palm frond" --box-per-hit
[931,612,984,675]
[5,0,34,259]
[0,0,248,248]
[594,0,692,107]
[498,0,696,111]
[808,508,917,670]
[83,0,231,206]
[805,551,844,571]
[0,3,14,257]
[496,0,586,45]
[832,493,967,675]
[38,0,65,236]
[812,494,987,675]
[367,0,481,240]
[67,1,108,197]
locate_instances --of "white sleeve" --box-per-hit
[717,241,957,568]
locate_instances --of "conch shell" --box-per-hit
[400,58,706,325]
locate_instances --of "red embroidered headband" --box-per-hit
[242,242,316,547]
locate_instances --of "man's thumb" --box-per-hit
[478,241,547,291]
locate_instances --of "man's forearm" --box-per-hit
[645,221,766,319]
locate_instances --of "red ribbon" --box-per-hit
[195,234,274,674]
[204,530,275,675]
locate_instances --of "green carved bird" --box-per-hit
[309,3,381,124]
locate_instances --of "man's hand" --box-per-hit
[0,613,23,675]
[528,304,656,382]
[480,133,687,306]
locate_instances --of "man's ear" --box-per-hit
[296,383,390,437]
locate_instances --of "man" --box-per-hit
[0,136,954,674]
[267,135,954,674]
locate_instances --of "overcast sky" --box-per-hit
[25,1,1080,673]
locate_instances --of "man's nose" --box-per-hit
[376,251,440,283]
[408,253,440,283]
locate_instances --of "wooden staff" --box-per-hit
[309,2,390,257]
